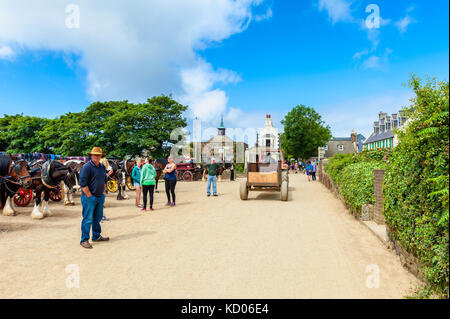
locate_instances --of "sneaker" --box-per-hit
[171,202,176,207]
[166,202,171,206]
[149,208,154,211]
[141,208,147,211]
[102,216,110,221]
[213,194,218,197]
[207,194,211,197]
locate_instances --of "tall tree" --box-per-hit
[38,95,188,157]
[281,105,331,159]
[0,114,51,153]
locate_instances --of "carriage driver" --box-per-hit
[79,147,110,249]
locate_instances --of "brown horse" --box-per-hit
[153,158,168,192]
[0,155,33,216]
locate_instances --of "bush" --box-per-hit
[339,161,386,214]
[384,76,449,297]
[324,153,356,183]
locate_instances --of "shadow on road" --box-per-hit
[112,231,156,242]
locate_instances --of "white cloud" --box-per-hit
[254,7,273,22]
[0,0,269,117]
[180,60,241,123]
[0,45,14,59]
[395,15,416,34]
[395,5,417,34]
[360,47,392,70]
[318,0,353,24]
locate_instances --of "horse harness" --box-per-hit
[0,159,31,194]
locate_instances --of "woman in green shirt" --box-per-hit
[140,157,157,211]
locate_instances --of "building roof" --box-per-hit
[363,130,394,144]
[330,137,352,141]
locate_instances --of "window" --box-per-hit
[266,139,271,147]
[324,145,328,151]
[338,145,344,151]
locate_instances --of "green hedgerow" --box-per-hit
[384,75,449,297]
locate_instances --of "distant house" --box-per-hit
[200,116,248,163]
[318,130,365,160]
[246,114,281,163]
[363,111,407,150]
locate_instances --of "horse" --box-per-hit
[26,160,72,219]
[153,158,168,192]
[0,155,33,216]
[104,158,129,200]
[62,159,85,206]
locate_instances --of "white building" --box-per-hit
[245,114,281,164]
[257,114,280,150]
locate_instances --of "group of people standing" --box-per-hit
[305,159,317,181]
[131,156,178,211]
[78,148,229,249]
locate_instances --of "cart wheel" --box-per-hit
[107,180,119,193]
[182,171,194,182]
[13,188,33,207]
[281,180,288,201]
[49,186,62,202]
[126,176,135,191]
[240,180,248,200]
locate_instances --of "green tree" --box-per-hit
[281,105,331,159]
[0,114,50,153]
[38,95,188,157]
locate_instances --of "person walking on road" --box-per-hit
[163,156,177,207]
[79,147,110,249]
[311,159,317,181]
[140,157,157,211]
[132,158,143,208]
[230,163,235,181]
[205,157,219,197]
[306,160,313,182]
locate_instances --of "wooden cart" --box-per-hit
[240,149,289,201]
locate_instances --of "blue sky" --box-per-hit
[0,0,448,140]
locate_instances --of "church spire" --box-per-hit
[218,114,226,136]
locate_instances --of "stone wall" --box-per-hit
[373,169,386,225]
[318,163,425,283]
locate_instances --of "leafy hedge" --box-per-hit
[322,76,448,298]
[339,162,386,214]
[324,150,387,214]
[383,76,449,297]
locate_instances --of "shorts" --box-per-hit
[134,182,140,188]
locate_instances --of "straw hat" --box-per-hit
[87,147,106,157]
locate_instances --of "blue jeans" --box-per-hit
[80,194,105,243]
[206,175,217,195]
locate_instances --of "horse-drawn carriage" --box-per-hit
[13,185,61,207]
[240,149,289,201]
[175,162,204,181]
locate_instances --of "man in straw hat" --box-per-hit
[79,147,110,249]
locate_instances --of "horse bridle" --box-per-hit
[8,159,31,184]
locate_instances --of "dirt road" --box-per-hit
[0,173,419,298]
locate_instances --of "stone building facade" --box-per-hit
[363,111,407,150]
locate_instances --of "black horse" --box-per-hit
[28,160,72,219]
